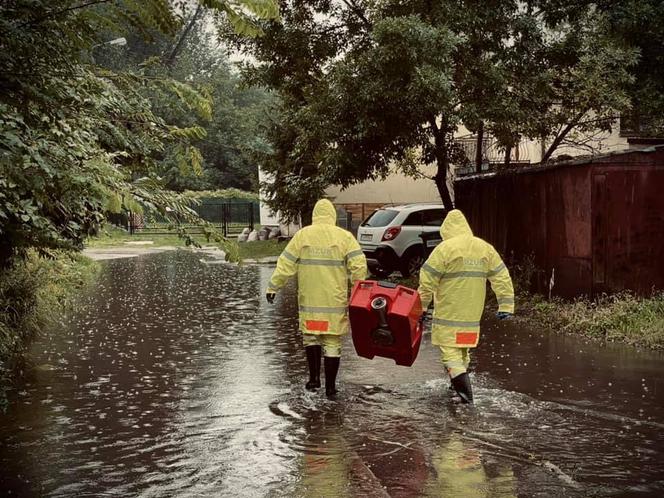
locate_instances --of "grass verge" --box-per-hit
[0,251,100,409]
[88,226,287,261]
[517,292,664,349]
[87,225,210,248]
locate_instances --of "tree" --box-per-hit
[225,1,640,214]
[222,1,348,222]
[313,14,458,208]
[0,0,279,268]
[100,15,275,192]
[510,7,637,161]
[532,0,664,138]
[610,0,664,135]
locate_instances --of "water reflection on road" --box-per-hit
[1,251,662,496]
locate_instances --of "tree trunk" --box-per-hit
[434,165,454,210]
[504,145,512,167]
[429,118,455,209]
[165,5,202,68]
[301,208,313,227]
[475,121,484,173]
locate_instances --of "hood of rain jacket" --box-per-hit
[312,199,337,226]
[440,209,473,240]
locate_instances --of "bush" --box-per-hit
[0,252,99,407]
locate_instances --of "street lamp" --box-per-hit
[107,37,127,46]
[89,37,127,64]
[91,37,127,49]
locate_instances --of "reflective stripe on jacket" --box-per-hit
[418,210,514,348]
[267,199,368,335]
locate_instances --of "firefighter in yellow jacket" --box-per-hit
[266,199,368,397]
[418,209,514,403]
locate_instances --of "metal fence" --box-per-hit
[454,134,532,176]
[107,201,260,238]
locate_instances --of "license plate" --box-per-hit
[426,239,441,247]
[360,233,373,241]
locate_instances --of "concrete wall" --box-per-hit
[258,169,302,235]
[326,164,441,204]
[324,121,632,205]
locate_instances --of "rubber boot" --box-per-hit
[305,345,321,391]
[324,356,340,398]
[451,372,473,404]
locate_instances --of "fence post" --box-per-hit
[475,121,484,173]
[223,203,228,238]
[249,203,254,231]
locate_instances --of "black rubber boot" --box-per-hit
[305,346,322,391]
[324,356,340,398]
[451,372,474,404]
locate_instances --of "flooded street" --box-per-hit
[1,251,663,497]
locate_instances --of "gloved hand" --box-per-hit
[496,311,513,320]
[266,292,276,304]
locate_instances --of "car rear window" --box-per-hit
[361,209,399,227]
[422,209,446,226]
[403,212,422,226]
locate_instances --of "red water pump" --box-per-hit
[349,280,423,366]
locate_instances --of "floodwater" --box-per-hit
[1,251,663,497]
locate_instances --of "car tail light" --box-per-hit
[382,226,401,241]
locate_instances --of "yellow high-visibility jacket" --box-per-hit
[267,199,368,336]
[418,210,514,348]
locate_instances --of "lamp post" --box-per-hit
[89,37,127,64]
[91,37,127,50]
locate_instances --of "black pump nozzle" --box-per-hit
[371,296,394,346]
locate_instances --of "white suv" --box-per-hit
[357,203,447,278]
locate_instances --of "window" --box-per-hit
[361,209,398,227]
[403,212,422,226]
[421,209,446,227]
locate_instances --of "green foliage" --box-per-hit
[608,0,664,135]
[0,0,277,269]
[202,0,279,37]
[318,15,457,185]
[533,0,664,137]
[228,1,647,217]
[526,11,637,160]
[105,15,274,193]
[1,252,99,397]
[181,189,259,202]
[0,0,278,396]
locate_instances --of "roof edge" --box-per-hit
[456,144,664,181]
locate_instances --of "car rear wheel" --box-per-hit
[400,248,425,277]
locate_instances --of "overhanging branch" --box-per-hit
[18,0,114,28]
